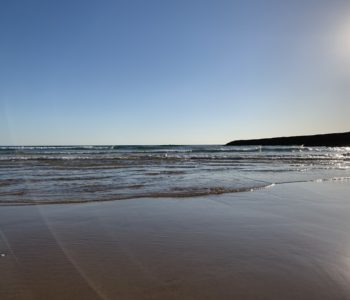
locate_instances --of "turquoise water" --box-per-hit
[0,145,349,204]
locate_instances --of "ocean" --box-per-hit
[0,145,349,204]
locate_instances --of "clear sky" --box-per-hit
[1,0,349,145]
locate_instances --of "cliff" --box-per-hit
[226,131,350,147]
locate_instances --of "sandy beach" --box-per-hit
[2,0,350,298]
[1,180,350,299]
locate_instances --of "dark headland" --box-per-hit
[226,131,350,147]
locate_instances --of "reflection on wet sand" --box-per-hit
[1,181,350,299]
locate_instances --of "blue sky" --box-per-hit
[1,0,349,145]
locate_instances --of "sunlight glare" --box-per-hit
[334,16,350,66]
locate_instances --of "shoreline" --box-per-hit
[1,177,349,206]
[1,180,350,299]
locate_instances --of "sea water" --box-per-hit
[0,145,349,204]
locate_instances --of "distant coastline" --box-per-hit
[226,131,350,147]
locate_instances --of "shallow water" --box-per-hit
[0,145,349,204]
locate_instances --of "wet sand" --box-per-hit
[1,181,350,299]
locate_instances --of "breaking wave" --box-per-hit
[0,145,349,205]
